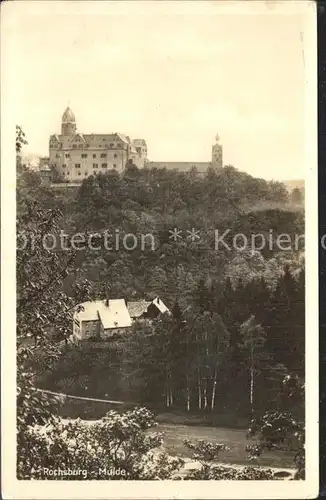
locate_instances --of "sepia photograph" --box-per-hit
[1,0,318,498]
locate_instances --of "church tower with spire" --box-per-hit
[211,133,223,168]
[61,106,76,136]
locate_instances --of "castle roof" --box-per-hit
[50,132,134,150]
[62,106,76,123]
[132,139,147,147]
[146,161,211,173]
[115,133,129,144]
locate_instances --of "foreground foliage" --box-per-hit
[18,408,183,479]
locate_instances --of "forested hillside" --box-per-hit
[17,163,305,423]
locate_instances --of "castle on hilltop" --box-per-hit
[49,107,148,182]
[49,107,223,182]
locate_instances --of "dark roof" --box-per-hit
[127,301,151,318]
[147,161,211,173]
[127,298,170,318]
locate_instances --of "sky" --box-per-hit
[4,1,314,180]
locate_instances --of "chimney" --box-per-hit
[105,285,110,307]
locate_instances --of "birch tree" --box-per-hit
[239,315,268,416]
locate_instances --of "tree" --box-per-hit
[16,125,28,172]
[124,159,140,179]
[16,125,28,154]
[181,310,230,412]
[239,315,268,416]
[246,372,305,479]
[16,170,94,462]
[291,187,303,205]
[266,265,305,375]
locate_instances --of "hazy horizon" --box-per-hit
[7,1,311,180]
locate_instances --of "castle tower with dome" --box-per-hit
[61,106,77,136]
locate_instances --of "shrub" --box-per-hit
[246,409,305,479]
[183,438,291,481]
[17,407,184,480]
[183,464,277,480]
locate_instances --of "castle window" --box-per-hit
[101,163,107,168]
[85,172,88,176]
[81,154,88,158]
[65,153,70,158]
[110,143,114,148]
[67,172,70,175]
[75,164,81,168]
[113,164,117,168]
[100,153,107,158]
[73,144,77,149]
[93,164,98,168]
[117,143,122,148]
[62,164,67,168]
[114,153,118,158]
[56,153,60,158]
[78,172,81,176]
[93,154,96,158]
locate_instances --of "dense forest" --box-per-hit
[17,159,304,419]
[16,134,305,478]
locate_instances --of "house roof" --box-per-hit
[127,300,151,318]
[75,300,100,322]
[99,299,132,329]
[151,297,170,314]
[75,299,132,329]
[75,297,169,330]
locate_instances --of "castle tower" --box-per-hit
[211,133,223,168]
[61,106,76,136]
